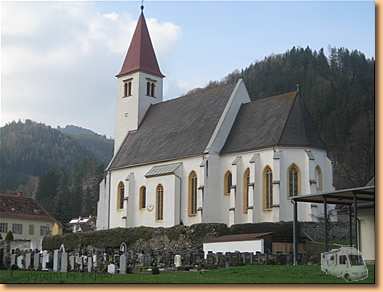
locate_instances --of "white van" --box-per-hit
[321,246,368,281]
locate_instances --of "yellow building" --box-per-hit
[0,192,62,250]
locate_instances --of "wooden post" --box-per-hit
[353,193,358,250]
[349,204,353,247]
[293,200,298,265]
[324,196,329,252]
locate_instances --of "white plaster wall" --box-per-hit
[203,239,264,257]
[107,156,204,228]
[358,208,375,262]
[114,71,163,153]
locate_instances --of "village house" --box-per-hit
[0,192,62,250]
[96,8,335,230]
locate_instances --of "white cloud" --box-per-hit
[1,2,182,136]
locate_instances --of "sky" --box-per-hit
[1,1,375,138]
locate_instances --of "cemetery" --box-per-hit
[0,223,375,283]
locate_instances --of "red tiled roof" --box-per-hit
[116,12,164,78]
[0,192,57,222]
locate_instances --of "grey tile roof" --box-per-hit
[145,162,182,178]
[221,91,326,154]
[109,82,236,169]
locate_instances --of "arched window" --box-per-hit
[263,166,273,210]
[243,168,250,213]
[150,83,155,97]
[146,81,151,96]
[139,186,146,209]
[288,164,300,197]
[224,171,232,196]
[156,184,164,220]
[315,166,323,192]
[117,182,124,210]
[188,171,198,216]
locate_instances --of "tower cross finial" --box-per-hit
[140,0,144,12]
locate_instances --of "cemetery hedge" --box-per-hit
[42,223,229,251]
[42,222,349,251]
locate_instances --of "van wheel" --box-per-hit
[344,274,350,281]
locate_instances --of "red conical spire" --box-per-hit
[116,11,164,78]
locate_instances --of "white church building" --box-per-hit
[96,9,334,230]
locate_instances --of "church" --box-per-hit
[96,8,335,230]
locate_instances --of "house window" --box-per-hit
[0,223,8,233]
[40,225,50,236]
[139,186,146,209]
[263,166,273,210]
[243,168,250,213]
[224,171,232,196]
[123,80,132,97]
[156,184,164,220]
[315,165,323,192]
[28,224,34,235]
[288,164,300,197]
[117,181,125,210]
[12,223,23,234]
[188,171,198,216]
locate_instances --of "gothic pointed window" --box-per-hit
[123,80,132,97]
[117,182,125,210]
[188,171,198,216]
[156,184,164,220]
[243,168,250,213]
[288,164,300,197]
[315,166,323,192]
[263,166,273,210]
[224,171,232,196]
[139,186,146,209]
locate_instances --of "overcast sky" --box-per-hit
[1,1,375,138]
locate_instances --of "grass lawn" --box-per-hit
[0,264,375,284]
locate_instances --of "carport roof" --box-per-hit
[291,185,375,205]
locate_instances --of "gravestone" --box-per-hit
[75,254,81,271]
[25,253,31,269]
[53,250,59,272]
[42,251,49,270]
[69,255,75,271]
[119,254,127,274]
[61,252,68,272]
[16,255,24,269]
[87,256,92,273]
[174,254,181,268]
[93,254,97,269]
[33,253,40,270]
[10,254,16,267]
[107,263,116,274]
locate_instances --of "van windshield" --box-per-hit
[349,255,364,266]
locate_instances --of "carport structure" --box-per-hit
[291,184,375,265]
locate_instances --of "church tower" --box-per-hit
[114,7,164,153]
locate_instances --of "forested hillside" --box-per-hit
[209,47,374,188]
[0,120,111,222]
[57,125,113,164]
